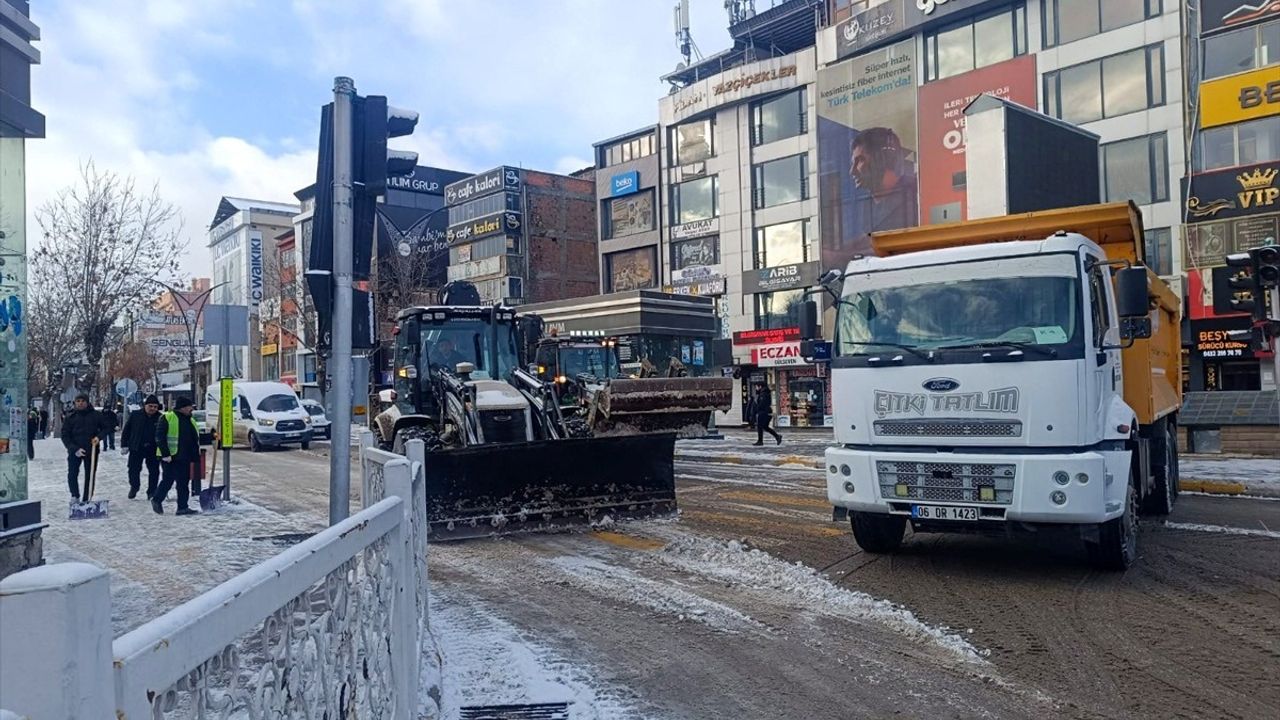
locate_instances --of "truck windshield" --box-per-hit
[836,275,1080,357]
[560,346,620,379]
[422,319,519,380]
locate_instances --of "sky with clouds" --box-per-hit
[28,0,735,275]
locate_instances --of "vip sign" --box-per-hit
[752,342,807,367]
[1238,167,1279,210]
[249,231,263,312]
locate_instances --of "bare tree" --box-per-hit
[34,162,186,398]
[107,339,166,395]
[25,260,83,407]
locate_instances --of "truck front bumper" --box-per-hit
[825,446,1121,525]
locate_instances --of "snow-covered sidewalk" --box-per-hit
[1180,456,1280,497]
[26,438,322,635]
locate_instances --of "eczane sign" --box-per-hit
[752,341,807,367]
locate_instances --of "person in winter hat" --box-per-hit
[152,396,202,516]
[121,394,163,500]
[62,394,106,501]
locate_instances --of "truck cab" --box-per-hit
[824,203,1181,570]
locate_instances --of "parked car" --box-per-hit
[301,399,331,440]
[191,409,215,445]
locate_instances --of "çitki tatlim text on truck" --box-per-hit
[822,202,1181,570]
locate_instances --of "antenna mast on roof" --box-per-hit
[673,0,701,67]
[725,0,755,25]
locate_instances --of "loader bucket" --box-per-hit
[592,377,734,438]
[423,433,677,541]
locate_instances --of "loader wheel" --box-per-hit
[850,512,906,554]
[1142,420,1178,516]
[1089,479,1138,571]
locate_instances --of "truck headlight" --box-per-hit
[828,465,838,475]
[1053,470,1070,486]
[257,418,274,427]
[840,465,851,476]
[1050,490,1067,505]
[1075,473,1089,485]
[843,481,856,494]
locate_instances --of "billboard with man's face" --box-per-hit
[817,41,919,270]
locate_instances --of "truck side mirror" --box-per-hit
[1115,267,1149,319]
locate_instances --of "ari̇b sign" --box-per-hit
[219,378,234,449]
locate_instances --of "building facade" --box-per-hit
[207,197,300,381]
[1183,1,1279,392]
[594,126,666,295]
[445,166,599,305]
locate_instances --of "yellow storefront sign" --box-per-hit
[1200,68,1280,129]
[260,343,279,356]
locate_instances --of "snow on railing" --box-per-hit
[0,454,431,720]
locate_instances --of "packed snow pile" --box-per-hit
[1181,458,1280,495]
[654,536,987,665]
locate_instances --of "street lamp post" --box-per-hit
[150,280,228,401]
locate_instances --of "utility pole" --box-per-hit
[329,76,356,524]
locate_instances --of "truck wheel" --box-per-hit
[1142,419,1178,516]
[249,432,262,453]
[850,512,906,554]
[1089,481,1138,571]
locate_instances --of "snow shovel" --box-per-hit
[69,437,109,520]
[198,447,223,511]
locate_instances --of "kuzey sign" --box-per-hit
[751,342,807,367]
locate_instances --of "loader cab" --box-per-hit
[533,338,622,385]
[393,306,522,413]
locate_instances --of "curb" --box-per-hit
[1180,478,1248,495]
[675,452,823,469]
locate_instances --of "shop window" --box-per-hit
[1203,19,1280,80]
[1144,227,1172,277]
[753,154,808,209]
[671,118,715,166]
[751,88,807,146]
[605,246,658,292]
[671,176,718,224]
[753,288,806,330]
[924,4,1026,82]
[754,220,807,269]
[603,189,655,239]
[1044,45,1165,124]
[1195,116,1280,171]
[671,236,719,270]
[1042,0,1161,48]
[1102,133,1168,205]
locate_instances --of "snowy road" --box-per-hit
[30,434,1280,718]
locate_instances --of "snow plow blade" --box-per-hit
[592,377,733,438]
[423,433,677,541]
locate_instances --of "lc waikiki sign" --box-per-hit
[248,230,264,312]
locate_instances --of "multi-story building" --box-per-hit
[445,166,599,305]
[593,126,666,293]
[608,0,1212,426]
[1182,2,1279,392]
[207,196,300,381]
[136,278,213,394]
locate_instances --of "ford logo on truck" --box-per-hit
[922,378,960,392]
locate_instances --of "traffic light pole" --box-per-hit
[329,76,356,525]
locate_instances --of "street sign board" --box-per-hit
[219,377,234,449]
[203,305,250,346]
[114,378,139,398]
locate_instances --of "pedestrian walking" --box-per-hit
[152,396,202,516]
[61,394,105,501]
[38,408,48,439]
[750,380,782,446]
[101,404,119,450]
[26,408,38,460]
[121,394,163,500]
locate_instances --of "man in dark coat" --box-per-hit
[101,405,119,450]
[61,394,105,501]
[26,409,38,460]
[38,408,49,439]
[121,394,163,500]
[153,396,202,516]
[750,380,782,446]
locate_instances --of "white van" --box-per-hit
[205,381,313,452]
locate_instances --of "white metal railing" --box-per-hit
[0,450,431,719]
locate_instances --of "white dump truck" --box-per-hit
[822,202,1182,570]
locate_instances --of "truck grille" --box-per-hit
[276,419,306,432]
[876,461,1015,505]
[874,419,1022,438]
[479,409,526,444]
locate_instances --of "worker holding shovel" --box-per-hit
[61,394,105,501]
[152,397,202,516]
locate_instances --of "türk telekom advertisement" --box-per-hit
[817,40,919,270]
[917,55,1037,225]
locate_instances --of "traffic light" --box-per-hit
[1225,251,1263,322]
[1257,245,1279,290]
[356,95,419,197]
